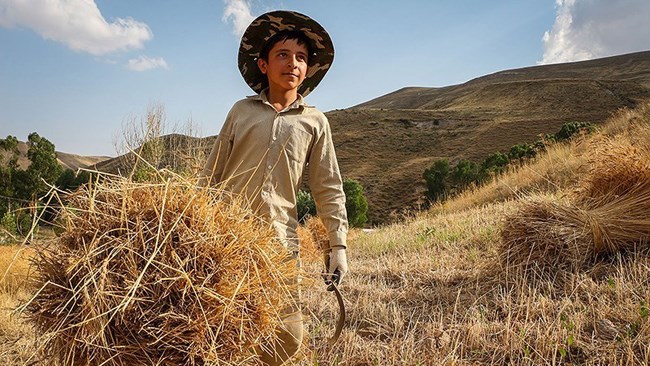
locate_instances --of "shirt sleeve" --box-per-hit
[199,109,235,187]
[308,116,349,250]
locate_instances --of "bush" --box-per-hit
[16,210,33,236]
[56,169,93,192]
[296,190,316,223]
[423,159,450,202]
[343,178,368,228]
[508,143,537,161]
[479,152,509,182]
[451,159,479,190]
[554,122,595,141]
[1,211,17,235]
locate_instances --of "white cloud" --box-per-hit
[222,0,255,37]
[540,0,650,64]
[0,0,152,55]
[126,56,169,72]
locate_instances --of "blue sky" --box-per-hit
[2,0,650,156]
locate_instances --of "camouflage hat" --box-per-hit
[238,10,334,97]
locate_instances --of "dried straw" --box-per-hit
[576,138,650,203]
[502,127,650,271]
[296,216,328,265]
[501,181,650,270]
[23,173,299,366]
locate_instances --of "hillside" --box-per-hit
[330,50,650,223]
[0,141,110,171]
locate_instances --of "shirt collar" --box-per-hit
[249,88,314,111]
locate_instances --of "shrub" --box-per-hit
[479,152,509,182]
[555,122,595,141]
[508,143,537,161]
[423,159,450,202]
[56,169,92,192]
[451,159,479,190]
[343,178,369,228]
[0,211,16,236]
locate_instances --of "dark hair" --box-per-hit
[258,30,315,65]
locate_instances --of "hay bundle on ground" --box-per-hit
[576,138,650,203]
[501,129,650,271]
[502,181,650,270]
[24,174,298,365]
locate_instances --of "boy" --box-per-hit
[200,10,348,365]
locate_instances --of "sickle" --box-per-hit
[326,282,345,346]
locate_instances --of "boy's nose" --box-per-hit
[287,55,298,67]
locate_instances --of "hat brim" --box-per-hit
[238,10,334,97]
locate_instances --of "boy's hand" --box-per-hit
[324,247,348,288]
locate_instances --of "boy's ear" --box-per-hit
[257,58,268,74]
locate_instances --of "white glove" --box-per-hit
[325,247,348,286]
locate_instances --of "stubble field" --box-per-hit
[2,103,650,365]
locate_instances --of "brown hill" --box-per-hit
[0,141,110,171]
[330,51,650,223]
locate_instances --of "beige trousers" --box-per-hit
[256,309,304,365]
[255,247,303,365]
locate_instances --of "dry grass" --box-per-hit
[501,108,650,272]
[437,139,590,214]
[0,246,37,364]
[22,173,299,366]
[302,200,650,365]
[0,246,33,295]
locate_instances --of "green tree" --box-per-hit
[0,211,17,236]
[554,122,595,141]
[19,133,62,199]
[508,143,536,162]
[423,159,450,202]
[0,136,19,193]
[56,169,92,192]
[343,178,368,228]
[479,152,509,182]
[450,159,478,190]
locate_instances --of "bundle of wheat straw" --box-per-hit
[24,173,298,366]
[576,138,650,203]
[501,128,650,271]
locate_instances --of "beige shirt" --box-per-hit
[201,91,348,251]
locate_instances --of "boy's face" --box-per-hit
[257,38,308,94]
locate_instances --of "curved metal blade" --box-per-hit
[327,282,345,346]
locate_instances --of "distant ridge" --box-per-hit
[354,50,650,112]
[328,50,650,223]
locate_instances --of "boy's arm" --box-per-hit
[307,117,348,250]
[199,111,235,187]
